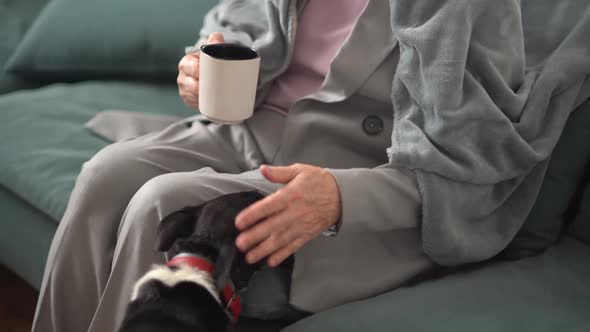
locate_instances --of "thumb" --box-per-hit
[260,165,299,184]
[207,32,225,44]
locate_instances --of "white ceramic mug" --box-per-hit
[198,43,261,124]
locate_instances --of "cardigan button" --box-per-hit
[362,115,384,135]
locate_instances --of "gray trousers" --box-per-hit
[32,109,293,332]
[32,104,426,331]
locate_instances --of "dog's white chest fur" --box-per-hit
[131,265,221,304]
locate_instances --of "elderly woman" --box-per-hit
[32,0,590,331]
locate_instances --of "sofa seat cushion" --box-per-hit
[0,81,193,222]
[284,237,590,332]
[0,186,57,288]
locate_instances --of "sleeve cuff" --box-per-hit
[327,166,422,234]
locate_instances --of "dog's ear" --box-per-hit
[215,242,263,292]
[155,206,203,252]
[239,191,265,206]
[212,191,265,290]
[213,240,237,291]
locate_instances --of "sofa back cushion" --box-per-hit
[0,0,48,64]
[503,98,590,258]
[569,173,590,245]
[0,0,48,93]
[5,0,218,82]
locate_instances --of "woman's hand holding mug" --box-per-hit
[177,32,225,110]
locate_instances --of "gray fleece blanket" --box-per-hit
[388,0,590,264]
[88,0,590,267]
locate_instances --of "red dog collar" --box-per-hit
[167,254,215,273]
[167,254,242,322]
[222,281,241,323]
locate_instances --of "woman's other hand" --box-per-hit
[235,164,343,267]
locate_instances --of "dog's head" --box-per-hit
[155,191,264,291]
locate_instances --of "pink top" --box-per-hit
[262,0,370,115]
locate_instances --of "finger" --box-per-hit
[178,53,198,73]
[260,164,300,184]
[181,95,199,109]
[267,237,306,268]
[207,32,225,44]
[181,75,199,95]
[177,70,188,87]
[245,228,295,264]
[183,101,199,110]
[179,55,200,79]
[178,56,188,73]
[178,78,199,109]
[235,191,288,230]
[183,92,199,103]
[236,210,289,252]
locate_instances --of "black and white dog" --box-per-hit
[119,191,264,332]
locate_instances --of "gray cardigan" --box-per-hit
[190,0,590,265]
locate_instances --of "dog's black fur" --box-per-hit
[119,191,265,332]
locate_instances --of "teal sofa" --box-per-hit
[1,1,589,331]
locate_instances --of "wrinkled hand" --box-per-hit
[177,32,224,110]
[235,164,342,267]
